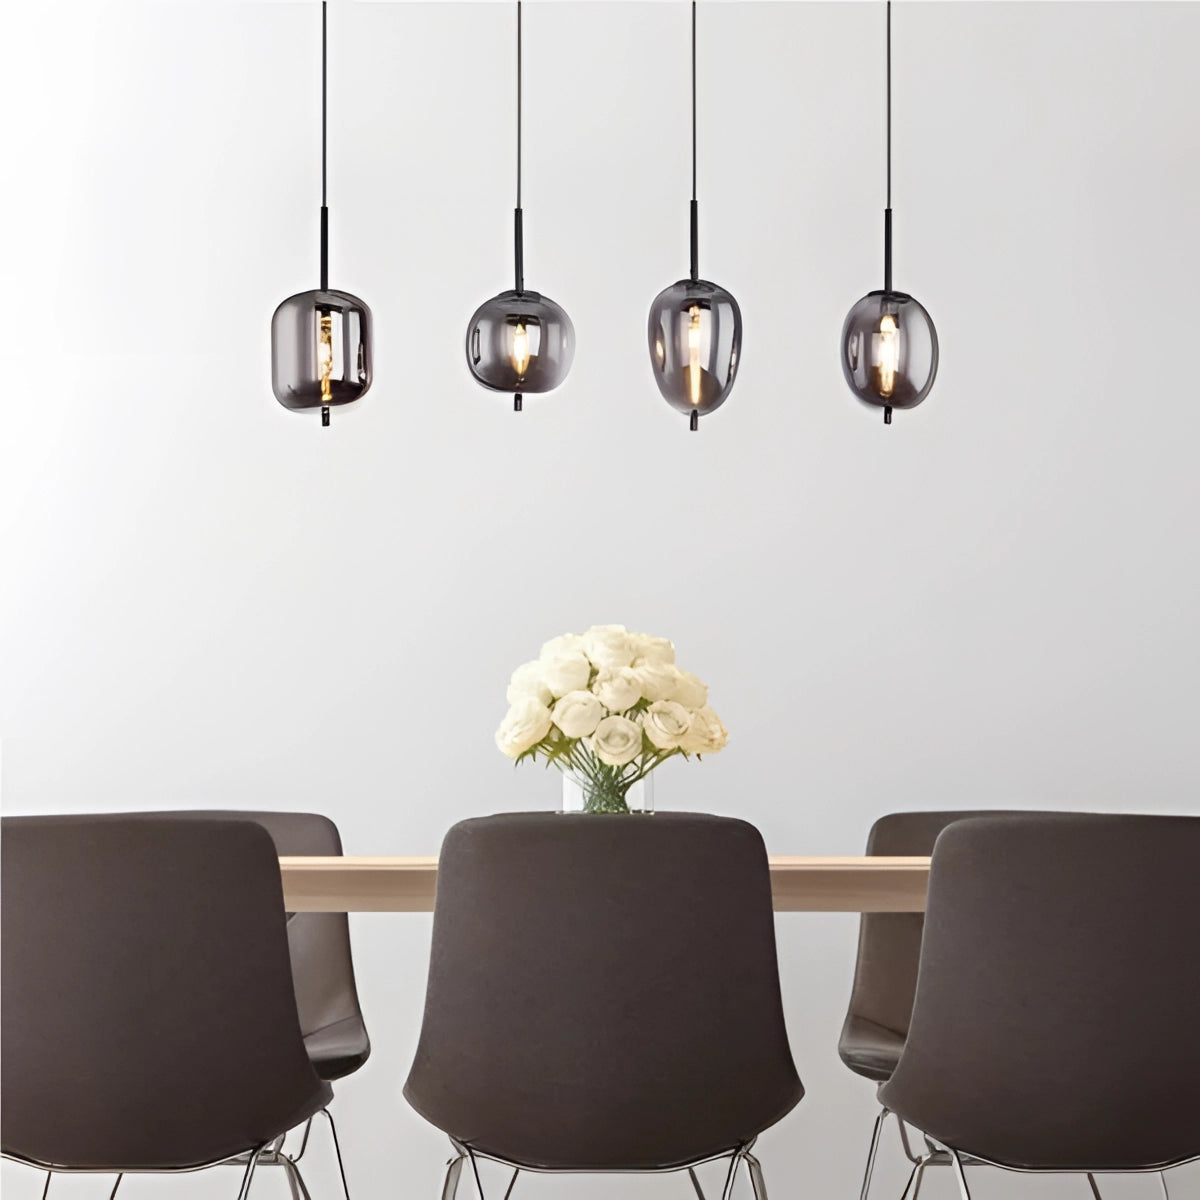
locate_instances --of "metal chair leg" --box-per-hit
[719,1151,743,1200]
[948,1149,972,1200]
[1087,1174,1104,1200]
[466,1147,488,1200]
[1159,1175,1170,1200]
[744,1151,768,1200]
[320,1108,352,1200]
[500,1169,519,1200]
[291,1118,315,1164]
[234,1148,265,1200]
[282,1154,314,1200]
[441,1154,466,1200]
[41,1174,51,1200]
[859,1108,890,1200]
[688,1167,709,1200]
[108,1177,123,1200]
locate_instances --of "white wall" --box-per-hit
[3,2,1199,1200]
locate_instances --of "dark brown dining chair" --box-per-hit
[157,810,371,1197]
[404,812,804,1200]
[876,813,1200,1200]
[841,810,1037,1197]
[1,815,331,1200]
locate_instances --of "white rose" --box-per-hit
[552,690,605,739]
[643,700,692,750]
[591,666,641,713]
[542,652,592,698]
[669,669,708,710]
[680,706,729,756]
[582,624,637,670]
[495,697,554,759]
[506,659,552,706]
[631,634,676,666]
[633,660,678,703]
[588,714,643,767]
[540,632,585,661]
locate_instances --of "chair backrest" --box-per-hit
[157,810,369,1072]
[404,812,803,1171]
[1,816,329,1171]
[841,810,1027,1050]
[880,813,1200,1171]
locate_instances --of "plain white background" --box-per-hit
[3,2,1199,1200]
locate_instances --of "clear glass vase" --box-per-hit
[561,770,655,815]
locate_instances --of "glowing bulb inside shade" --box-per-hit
[318,311,334,404]
[873,312,899,399]
[687,305,702,406]
[511,322,531,378]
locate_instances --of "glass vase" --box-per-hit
[561,770,655,815]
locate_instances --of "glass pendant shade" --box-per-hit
[465,290,575,396]
[840,290,937,414]
[271,289,373,412]
[648,278,742,418]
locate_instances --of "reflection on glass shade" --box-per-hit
[840,291,938,415]
[271,289,373,412]
[465,290,575,396]
[647,279,742,420]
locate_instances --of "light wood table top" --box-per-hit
[279,855,931,913]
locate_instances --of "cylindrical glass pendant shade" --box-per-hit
[271,289,373,412]
[840,290,938,415]
[647,279,742,420]
[465,290,575,395]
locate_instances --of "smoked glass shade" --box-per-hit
[840,290,938,416]
[271,289,373,412]
[465,290,575,397]
[647,279,742,420]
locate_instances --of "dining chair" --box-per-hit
[841,810,1036,1192]
[874,812,1200,1200]
[404,811,804,1199]
[1,815,331,1200]
[159,810,371,1197]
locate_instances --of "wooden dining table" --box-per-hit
[279,855,932,912]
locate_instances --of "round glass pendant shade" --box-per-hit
[647,279,742,419]
[465,290,575,395]
[840,290,938,414]
[271,289,373,412]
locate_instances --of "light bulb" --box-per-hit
[511,322,531,378]
[317,310,334,405]
[873,311,899,399]
[687,305,702,406]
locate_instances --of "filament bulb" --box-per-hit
[511,322,531,378]
[318,311,334,405]
[873,311,899,399]
[687,305,702,406]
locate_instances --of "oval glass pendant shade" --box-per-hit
[272,289,373,412]
[465,290,574,398]
[648,279,742,419]
[840,290,937,416]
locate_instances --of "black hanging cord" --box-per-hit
[882,0,893,293]
[689,0,699,282]
[320,0,329,292]
[513,0,525,294]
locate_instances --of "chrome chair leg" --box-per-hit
[744,1151,768,1200]
[283,1154,314,1200]
[41,1174,51,1200]
[899,1154,931,1200]
[688,1167,709,1200]
[1159,1175,1170,1200]
[319,1108,352,1200]
[441,1153,466,1200]
[500,1169,519,1200]
[1087,1174,1104,1200]
[948,1149,972,1200]
[719,1151,742,1200]
[291,1118,315,1165]
[896,1120,921,1166]
[235,1148,265,1200]
[108,1177,123,1200]
[859,1108,890,1200]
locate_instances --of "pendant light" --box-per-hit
[271,1,373,427]
[465,2,574,413]
[840,1,937,425]
[647,1,742,433]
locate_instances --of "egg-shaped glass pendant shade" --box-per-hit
[840,290,937,415]
[271,289,373,412]
[466,290,575,396]
[648,278,742,418]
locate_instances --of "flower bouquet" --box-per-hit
[495,625,728,813]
